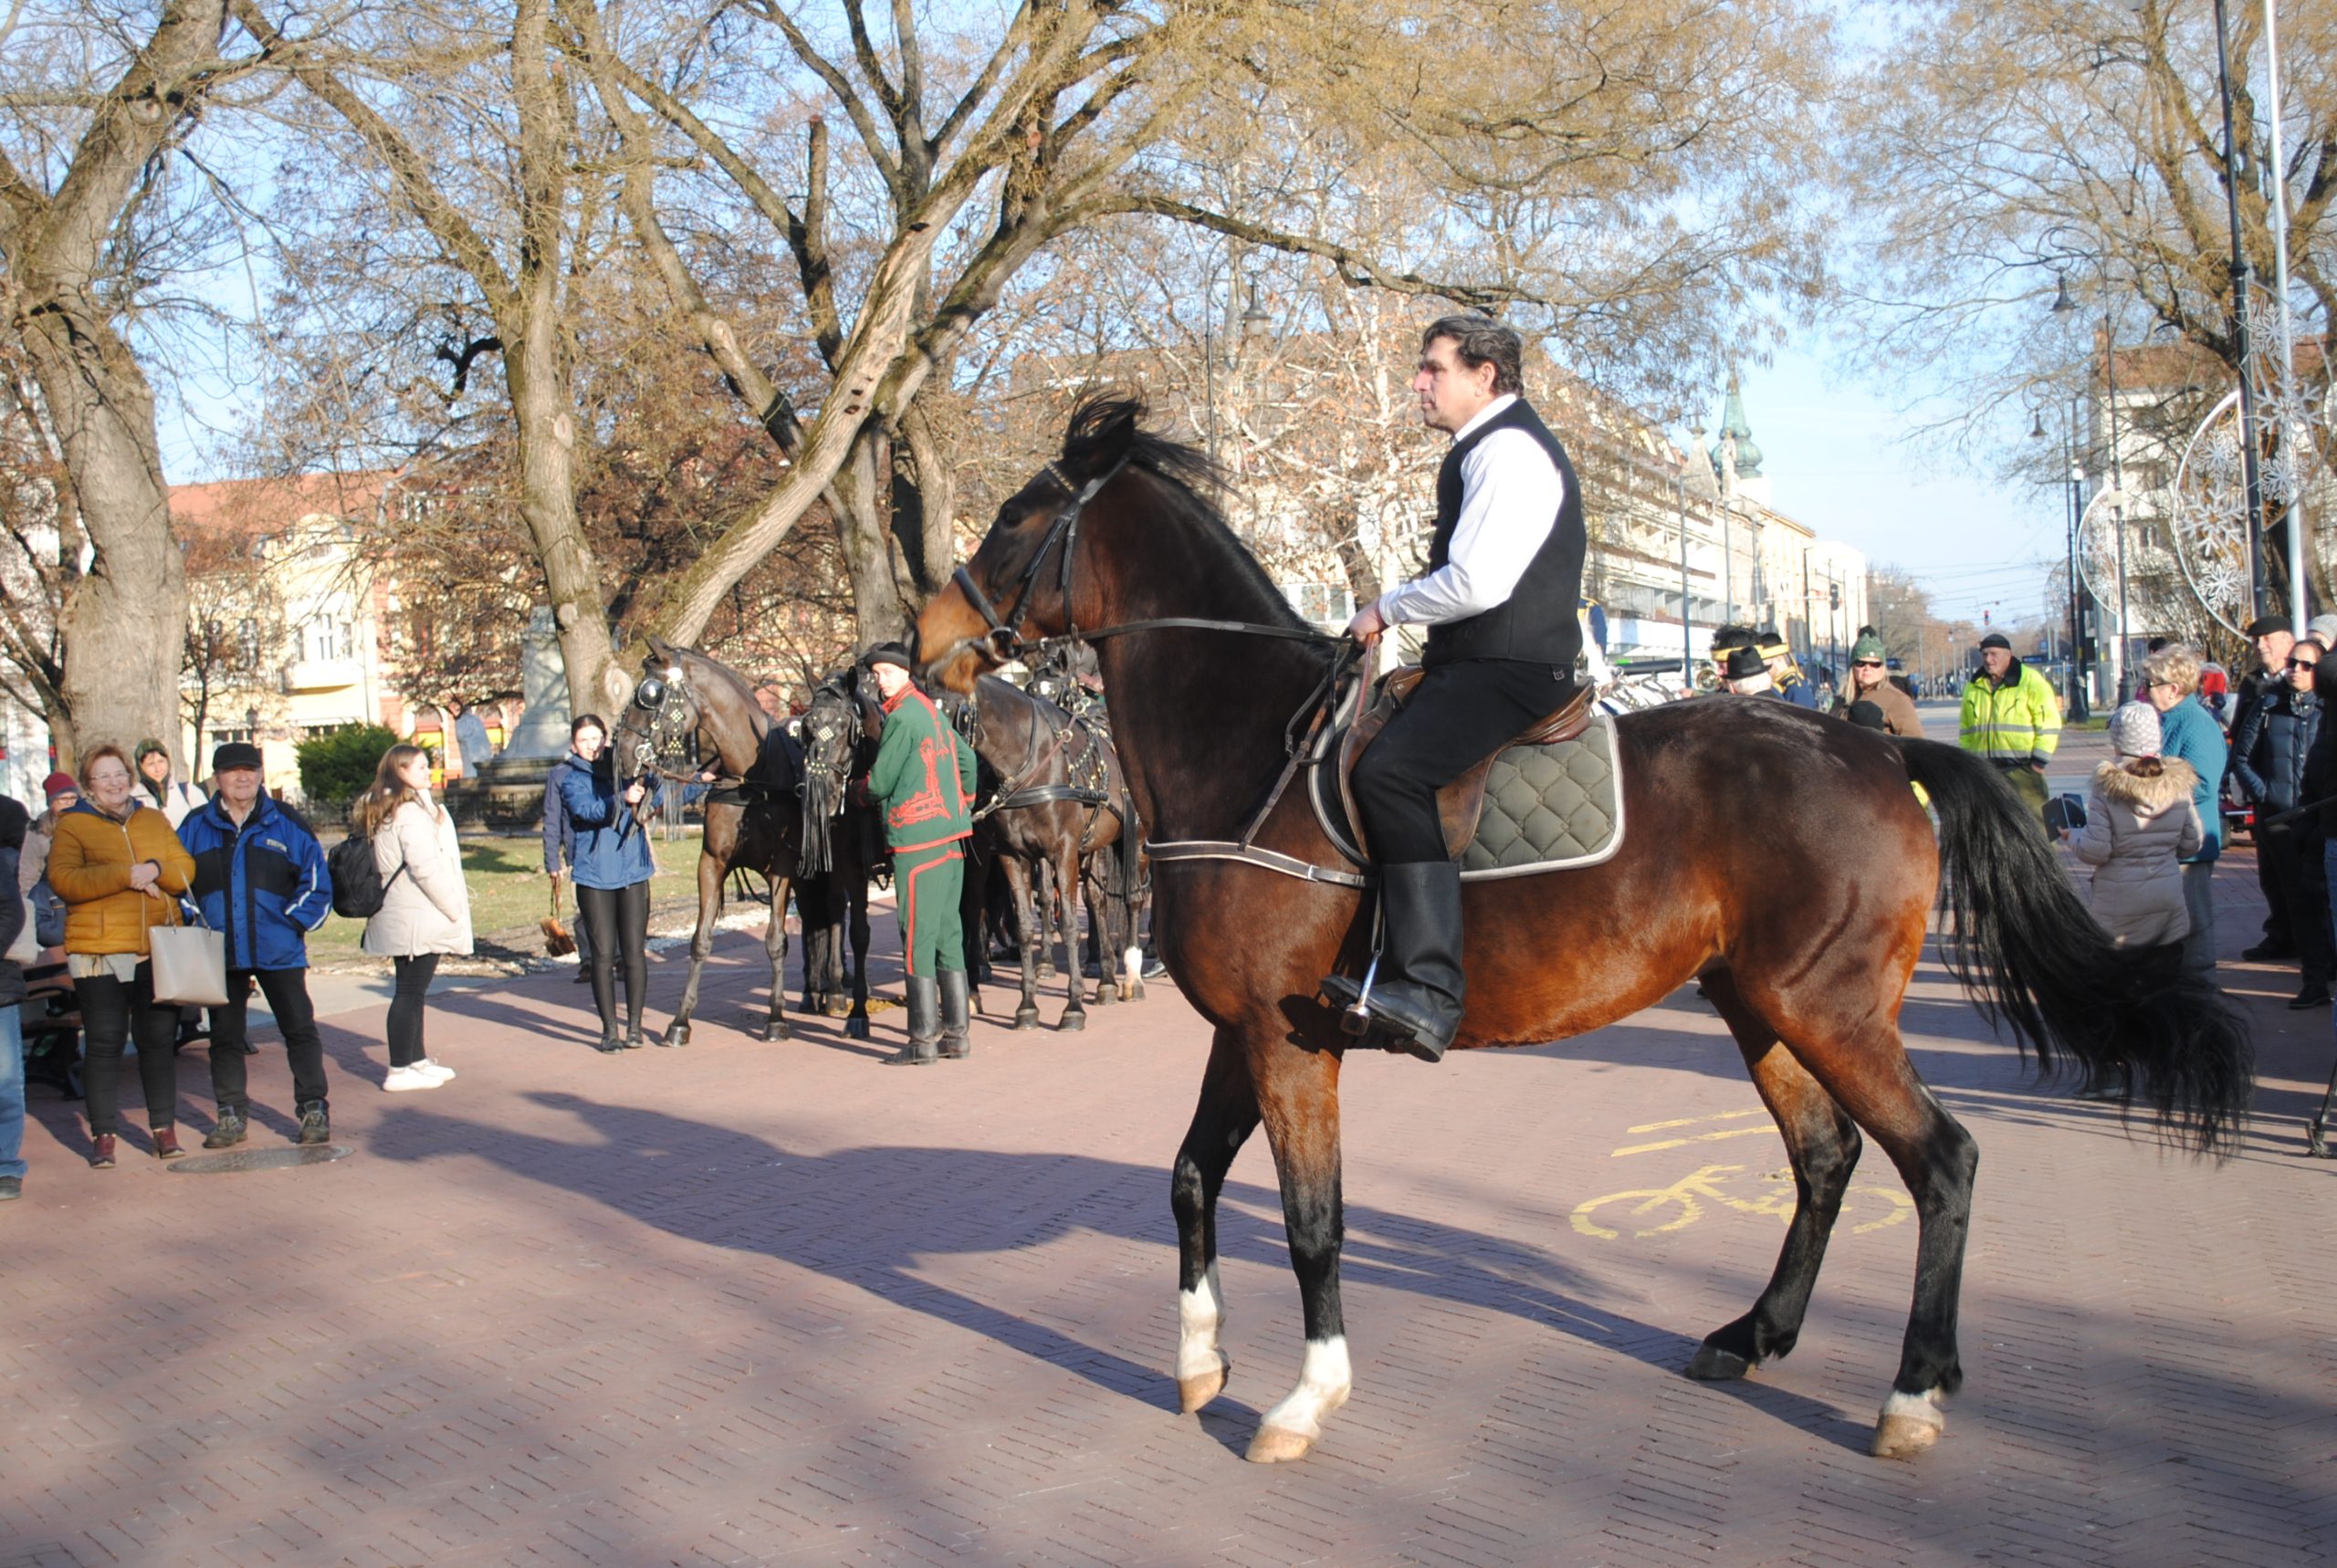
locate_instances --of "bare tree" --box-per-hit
[0,0,256,768]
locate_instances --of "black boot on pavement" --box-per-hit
[882,976,942,1066]
[624,1016,645,1050]
[1319,861,1465,1063]
[595,1023,624,1053]
[297,1101,330,1145]
[204,1105,247,1150]
[2291,981,2332,1010]
[938,968,971,1061]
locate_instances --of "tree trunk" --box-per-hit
[832,425,908,644]
[506,321,620,717]
[21,296,186,771]
[895,402,958,602]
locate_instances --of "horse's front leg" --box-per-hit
[1085,861,1116,1009]
[1248,1035,1350,1464]
[1053,845,1087,1032]
[1001,855,1042,1030]
[665,852,722,1047]
[797,883,833,1015]
[757,873,793,1040]
[1171,1027,1261,1414]
[844,861,873,1040]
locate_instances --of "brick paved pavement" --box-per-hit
[5,779,2334,1565]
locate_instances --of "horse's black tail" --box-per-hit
[1898,737,2253,1157]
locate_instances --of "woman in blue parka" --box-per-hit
[557,714,660,1051]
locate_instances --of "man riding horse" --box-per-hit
[1328,313,1587,1063]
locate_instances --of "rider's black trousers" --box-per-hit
[1351,657,1575,864]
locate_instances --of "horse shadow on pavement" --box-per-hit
[370,1091,1876,1456]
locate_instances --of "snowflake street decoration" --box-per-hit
[2168,283,2335,636]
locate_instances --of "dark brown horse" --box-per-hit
[918,399,2250,1468]
[959,674,1145,1030]
[796,670,882,1039]
[619,635,801,1048]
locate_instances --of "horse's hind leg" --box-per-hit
[1170,1027,1261,1415]
[1748,984,1979,1459]
[1686,968,1864,1383]
[757,875,792,1041]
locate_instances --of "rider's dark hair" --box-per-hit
[571,712,608,740]
[1421,313,1524,396]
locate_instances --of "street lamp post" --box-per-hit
[2210,0,2270,615]
[2052,275,2136,703]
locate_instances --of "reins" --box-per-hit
[954,448,1373,890]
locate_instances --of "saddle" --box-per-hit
[1336,667,1595,862]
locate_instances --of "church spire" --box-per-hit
[1713,372,1764,480]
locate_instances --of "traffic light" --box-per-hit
[1829,581,1839,610]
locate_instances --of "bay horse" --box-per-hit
[917,398,2251,1468]
[619,634,802,1048]
[796,670,882,1040]
[959,674,1145,1030]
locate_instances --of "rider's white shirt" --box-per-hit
[1375,393,1566,629]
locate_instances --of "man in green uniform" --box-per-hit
[1958,631,2062,828]
[865,643,979,1065]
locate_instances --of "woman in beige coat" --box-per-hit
[356,744,472,1092]
[2066,703,2202,949]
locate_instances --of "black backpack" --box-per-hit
[328,826,404,918]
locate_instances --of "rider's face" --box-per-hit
[1412,337,1500,434]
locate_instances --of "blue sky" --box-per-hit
[1714,341,2068,630]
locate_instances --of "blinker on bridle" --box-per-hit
[951,457,1128,662]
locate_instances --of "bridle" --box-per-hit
[616,667,706,784]
[798,677,874,876]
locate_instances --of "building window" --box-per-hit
[303,722,354,739]
[236,619,259,670]
[211,727,255,747]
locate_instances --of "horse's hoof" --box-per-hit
[665,1024,691,1049]
[1059,1011,1086,1033]
[1244,1425,1315,1464]
[1093,986,1116,1007]
[1177,1359,1229,1414]
[1036,963,1057,980]
[1014,1009,1042,1031]
[824,999,852,1019]
[1684,1343,1752,1382]
[844,1016,870,1040]
[1125,982,1145,1002]
[1871,1413,1941,1459]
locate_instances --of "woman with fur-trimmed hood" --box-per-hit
[2064,702,2202,947]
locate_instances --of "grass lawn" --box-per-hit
[307,829,710,966]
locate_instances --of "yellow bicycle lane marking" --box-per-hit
[1571,1113,1914,1241]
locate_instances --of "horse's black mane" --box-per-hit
[1053,396,1314,639]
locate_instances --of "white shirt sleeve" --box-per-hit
[1375,427,1566,627]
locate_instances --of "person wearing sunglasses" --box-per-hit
[1830,631,1924,736]
[2136,644,2227,978]
[2231,636,2332,1008]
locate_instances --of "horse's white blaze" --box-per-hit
[1880,1386,1946,1429]
[1123,945,1144,988]
[1258,1335,1351,1440]
[1176,1264,1225,1380]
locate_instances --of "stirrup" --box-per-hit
[1320,953,1381,1036]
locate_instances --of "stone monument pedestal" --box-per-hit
[459,608,578,831]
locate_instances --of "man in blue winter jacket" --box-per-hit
[177,742,337,1146]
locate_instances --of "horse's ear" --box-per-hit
[644,633,676,664]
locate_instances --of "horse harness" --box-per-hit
[973,696,1119,845]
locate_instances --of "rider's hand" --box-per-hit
[1346,601,1387,648]
[624,780,647,805]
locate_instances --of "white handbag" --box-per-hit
[147,903,229,1007]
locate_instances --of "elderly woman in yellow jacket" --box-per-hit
[47,743,197,1167]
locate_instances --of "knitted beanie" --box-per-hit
[2108,701,2161,759]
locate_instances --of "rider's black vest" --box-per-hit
[1422,397,1586,670]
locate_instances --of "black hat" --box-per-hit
[1977,632,2011,650]
[1845,699,1888,731]
[2244,614,2290,639]
[212,741,263,774]
[865,642,915,673]
[1724,645,1766,681]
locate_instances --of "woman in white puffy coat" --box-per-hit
[2066,703,2202,949]
[356,744,472,1091]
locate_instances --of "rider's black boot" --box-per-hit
[938,968,972,1061]
[882,976,942,1066]
[1321,861,1464,1063]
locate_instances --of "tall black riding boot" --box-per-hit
[882,975,942,1066]
[938,968,972,1060]
[1324,861,1464,1062]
